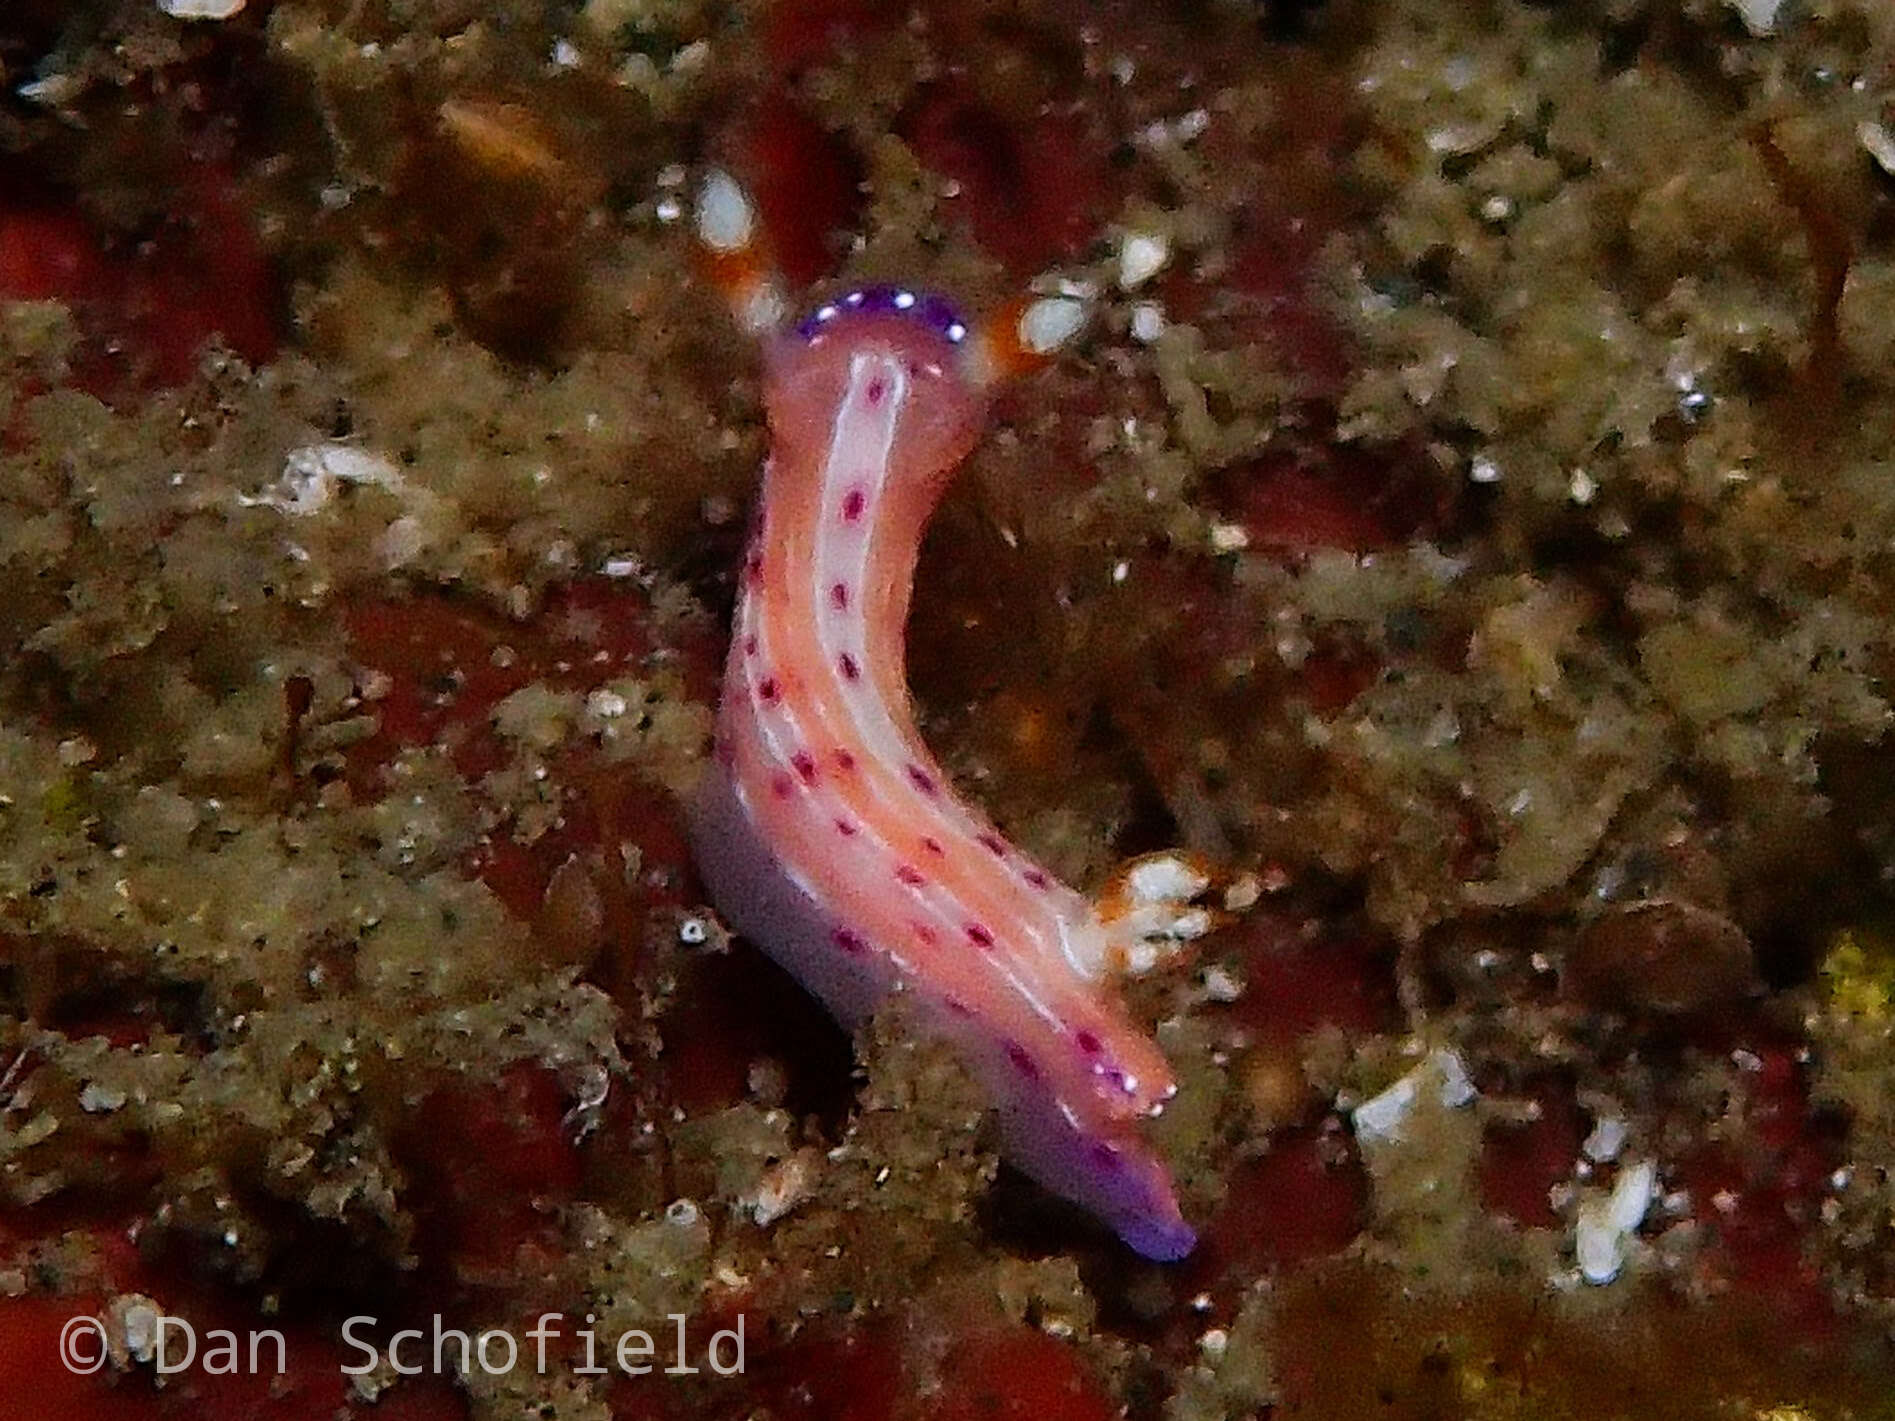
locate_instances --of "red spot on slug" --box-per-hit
[895,864,926,886]
[791,750,819,784]
[907,765,938,795]
[976,831,1007,857]
[841,487,867,521]
[915,923,940,945]
[834,747,857,771]
[1023,868,1050,890]
[838,652,861,681]
[966,922,995,949]
[830,581,850,610]
[922,836,945,856]
[836,817,859,836]
[1075,1030,1102,1055]
[743,634,759,657]
[771,772,796,798]
[866,378,886,404]
[758,675,782,703]
[833,927,867,955]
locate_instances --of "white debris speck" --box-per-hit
[1860,121,1895,177]
[738,281,788,336]
[550,38,581,68]
[79,1081,127,1113]
[1582,1115,1627,1164]
[746,1149,819,1226]
[1117,231,1170,289]
[240,444,404,515]
[696,169,755,253]
[1725,0,1783,36]
[665,1197,700,1228]
[1125,854,1211,907]
[158,0,246,18]
[1351,1048,1476,1143]
[16,71,86,105]
[378,516,426,569]
[586,689,628,719]
[1209,521,1250,553]
[1018,295,1089,355]
[105,1295,166,1365]
[1129,301,1168,344]
[1574,1158,1657,1284]
[1201,965,1245,1002]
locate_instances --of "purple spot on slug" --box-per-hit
[830,582,849,611]
[895,864,925,887]
[976,832,1007,857]
[944,995,973,1017]
[922,836,945,856]
[833,927,867,955]
[742,634,758,657]
[757,676,781,704]
[1005,1042,1041,1080]
[791,751,818,784]
[906,765,938,796]
[771,772,796,799]
[841,488,866,522]
[838,652,860,681]
[745,553,763,585]
[1075,1030,1102,1055]
[836,818,858,837]
[1089,1142,1123,1171]
[834,748,857,771]
[965,922,995,949]
[1023,868,1051,890]
[866,378,886,405]
[715,740,735,768]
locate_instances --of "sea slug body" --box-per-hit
[688,281,1196,1261]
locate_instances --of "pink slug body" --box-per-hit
[689,286,1195,1261]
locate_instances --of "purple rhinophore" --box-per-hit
[794,284,970,346]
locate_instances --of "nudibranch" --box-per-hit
[687,171,1203,1260]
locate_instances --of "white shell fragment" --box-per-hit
[1129,302,1167,344]
[1017,295,1090,356]
[239,444,404,516]
[1581,1115,1627,1164]
[1725,0,1783,36]
[159,0,247,17]
[1117,231,1171,290]
[1351,1048,1477,1144]
[1125,853,1212,908]
[1574,1158,1657,1284]
[696,168,756,254]
[1860,121,1895,179]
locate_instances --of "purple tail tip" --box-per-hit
[1119,1213,1197,1263]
